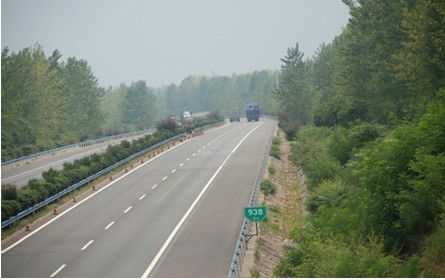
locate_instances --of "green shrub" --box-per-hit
[1,185,18,200]
[260,179,276,196]
[268,165,276,175]
[16,189,40,209]
[272,137,282,145]
[270,144,281,159]
[156,119,178,133]
[27,179,50,201]
[1,200,22,220]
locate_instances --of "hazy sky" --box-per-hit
[2,0,349,87]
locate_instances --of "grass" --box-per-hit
[267,203,281,213]
[255,249,261,261]
[250,268,260,278]
[268,165,276,175]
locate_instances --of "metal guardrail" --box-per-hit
[1,133,186,228]
[1,128,155,166]
[227,126,275,277]
[1,120,225,228]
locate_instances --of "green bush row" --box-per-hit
[1,116,221,222]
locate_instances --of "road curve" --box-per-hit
[1,118,276,277]
[1,130,155,187]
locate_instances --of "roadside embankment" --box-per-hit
[241,129,308,277]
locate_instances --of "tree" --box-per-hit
[123,81,157,129]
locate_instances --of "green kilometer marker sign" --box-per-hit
[244,206,267,222]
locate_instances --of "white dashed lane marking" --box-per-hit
[162,176,168,181]
[124,206,133,213]
[139,194,146,200]
[179,163,184,167]
[105,221,115,230]
[50,264,66,277]
[81,240,94,251]
[171,169,176,174]
[152,184,158,189]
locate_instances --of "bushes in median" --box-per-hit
[1,116,220,222]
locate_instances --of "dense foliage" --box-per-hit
[155,70,278,117]
[1,46,159,161]
[1,114,222,221]
[274,0,445,277]
[276,1,445,132]
[102,81,158,133]
[1,46,104,160]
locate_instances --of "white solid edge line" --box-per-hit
[152,184,158,190]
[139,194,147,200]
[1,122,232,254]
[124,206,133,213]
[141,124,260,278]
[81,240,94,251]
[1,133,194,255]
[50,264,67,277]
[105,221,115,230]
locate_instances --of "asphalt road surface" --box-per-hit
[1,118,276,277]
[1,130,155,187]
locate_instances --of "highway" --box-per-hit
[1,130,155,187]
[1,118,276,277]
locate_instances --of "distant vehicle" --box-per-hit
[246,103,260,122]
[180,111,193,125]
[230,116,240,122]
[229,109,241,122]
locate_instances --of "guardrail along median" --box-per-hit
[1,120,224,228]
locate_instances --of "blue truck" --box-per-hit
[246,103,260,122]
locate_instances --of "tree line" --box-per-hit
[2,44,278,162]
[1,45,158,161]
[155,70,278,117]
[274,0,444,277]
